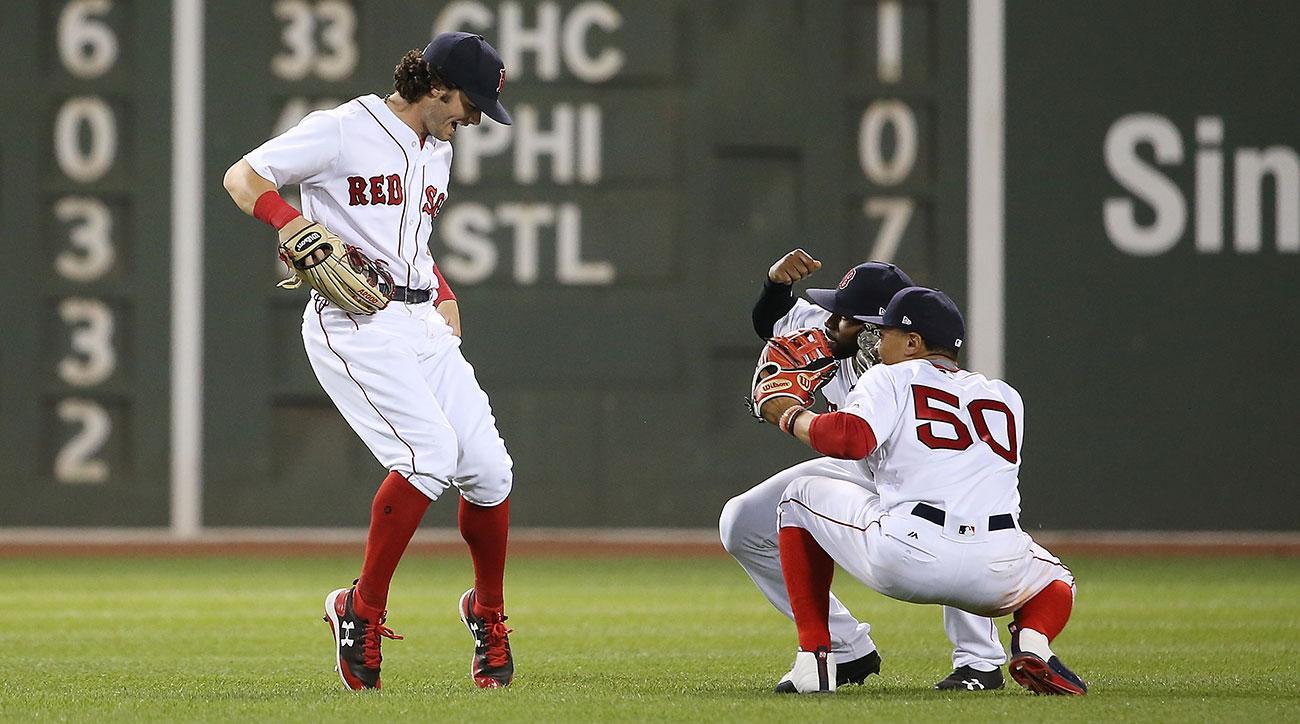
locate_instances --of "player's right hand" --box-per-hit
[768,248,822,284]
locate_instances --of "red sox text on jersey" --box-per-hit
[346,175,447,221]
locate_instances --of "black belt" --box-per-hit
[911,502,1015,532]
[384,286,432,304]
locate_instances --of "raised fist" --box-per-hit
[768,248,823,285]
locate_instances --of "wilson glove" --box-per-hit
[748,328,839,420]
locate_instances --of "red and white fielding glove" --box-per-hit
[749,328,839,420]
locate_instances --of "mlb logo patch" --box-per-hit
[958,524,976,536]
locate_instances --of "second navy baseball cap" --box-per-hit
[805,262,914,320]
[422,32,512,125]
[859,286,966,351]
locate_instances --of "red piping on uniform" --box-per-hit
[359,101,414,286]
[778,496,883,533]
[411,166,425,274]
[317,307,420,476]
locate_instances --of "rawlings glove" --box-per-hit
[748,328,839,420]
[276,222,392,315]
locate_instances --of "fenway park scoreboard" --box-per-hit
[1,0,964,528]
[14,2,1294,532]
[0,2,175,525]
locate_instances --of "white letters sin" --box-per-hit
[1104,113,1300,256]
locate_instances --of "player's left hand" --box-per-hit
[768,248,822,284]
[748,329,838,420]
[437,299,462,337]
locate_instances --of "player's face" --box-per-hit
[823,313,867,359]
[875,327,921,365]
[423,88,483,142]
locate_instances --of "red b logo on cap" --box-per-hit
[497,68,506,94]
[838,268,856,290]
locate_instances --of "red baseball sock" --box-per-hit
[778,526,834,652]
[1014,579,1074,642]
[459,496,510,616]
[354,472,430,620]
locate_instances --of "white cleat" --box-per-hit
[774,647,836,694]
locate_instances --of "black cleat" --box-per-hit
[458,588,514,688]
[934,665,1006,691]
[836,650,882,686]
[322,584,402,691]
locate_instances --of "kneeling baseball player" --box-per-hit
[722,250,1008,691]
[749,285,1086,696]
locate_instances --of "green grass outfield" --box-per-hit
[6,554,1298,722]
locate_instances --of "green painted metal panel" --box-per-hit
[1004,0,1300,529]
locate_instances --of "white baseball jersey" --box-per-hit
[840,359,1024,521]
[778,360,1070,618]
[245,94,450,292]
[772,299,857,408]
[241,94,512,504]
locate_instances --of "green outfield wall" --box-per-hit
[1,0,1295,531]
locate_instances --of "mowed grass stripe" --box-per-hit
[5,556,1298,722]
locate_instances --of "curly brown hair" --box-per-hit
[393,49,456,102]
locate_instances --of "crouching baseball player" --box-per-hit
[749,286,1086,696]
[722,250,1009,691]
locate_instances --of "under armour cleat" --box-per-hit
[774,647,836,694]
[836,649,882,686]
[322,584,402,690]
[934,664,1006,691]
[458,588,514,688]
[1008,624,1087,695]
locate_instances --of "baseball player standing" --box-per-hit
[223,33,516,690]
[723,250,1009,691]
[749,286,1086,695]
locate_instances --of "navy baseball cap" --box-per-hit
[422,32,512,125]
[805,262,914,320]
[859,286,966,351]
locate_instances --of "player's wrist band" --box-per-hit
[253,190,302,230]
[777,405,807,435]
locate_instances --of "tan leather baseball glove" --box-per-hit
[276,222,392,315]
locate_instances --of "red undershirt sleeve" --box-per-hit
[432,262,456,304]
[807,411,878,460]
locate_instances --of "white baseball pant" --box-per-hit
[776,476,1073,618]
[301,296,512,505]
[720,457,1006,669]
